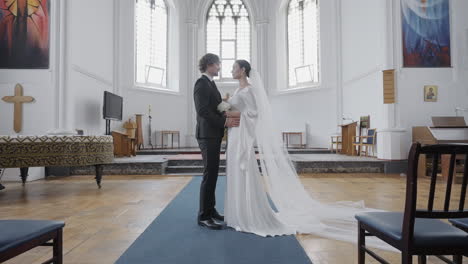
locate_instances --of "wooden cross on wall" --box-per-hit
[2,84,35,133]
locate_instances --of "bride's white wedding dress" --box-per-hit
[224,70,392,250]
[225,85,296,237]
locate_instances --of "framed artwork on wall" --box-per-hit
[401,0,451,67]
[0,0,50,69]
[424,85,438,102]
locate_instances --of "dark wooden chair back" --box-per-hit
[404,143,468,245]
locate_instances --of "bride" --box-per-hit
[223,60,390,249]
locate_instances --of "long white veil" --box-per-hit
[249,69,394,251]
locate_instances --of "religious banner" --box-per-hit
[401,0,451,67]
[0,0,50,69]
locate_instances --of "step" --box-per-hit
[165,166,226,174]
[294,160,385,173]
[67,162,165,176]
[137,148,330,155]
[166,159,264,167]
[167,159,226,167]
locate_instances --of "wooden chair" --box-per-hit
[357,115,370,154]
[0,220,65,263]
[353,128,376,157]
[330,134,342,153]
[355,143,468,264]
[450,218,468,232]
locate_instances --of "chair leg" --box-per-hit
[53,229,63,264]
[453,255,463,264]
[358,222,365,264]
[418,255,426,264]
[401,252,413,264]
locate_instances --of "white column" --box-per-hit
[113,0,121,95]
[335,0,344,127]
[255,19,269,89]
[377,0,406,160]
[185,19,199,147]
[383,0,396,130]
[56,0,71,130]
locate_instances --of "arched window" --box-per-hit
[287,0,319,88]
[135,0,168,88]
[206,0,250,79]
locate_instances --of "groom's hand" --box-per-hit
[225,117,240,128]
[225,111,241,118]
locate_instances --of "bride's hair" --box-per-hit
[235,60,251,78]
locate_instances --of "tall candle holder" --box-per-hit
[148,105,154,149]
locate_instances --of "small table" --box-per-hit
[0,135,114,188]
[160,131,180,149]
[282,132,303,148]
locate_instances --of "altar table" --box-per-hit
[0,135,114,188]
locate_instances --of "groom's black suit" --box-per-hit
[193,75,226,221]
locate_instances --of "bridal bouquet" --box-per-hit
[217,101,231,113]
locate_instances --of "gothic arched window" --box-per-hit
[135,0,168,88]
[206,0,251,79]
[287,0,319,88]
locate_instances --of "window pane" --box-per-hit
[222,41,235,59]
[287,0,319,88]
[206,0,250,79]
[146,66,165,85]
[135,0,168,88]
[207,17,220,56]
[295,65,313,83]
[222,59,235,78]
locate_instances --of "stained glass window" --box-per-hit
[135,0,168,88]
[288,0,319,88]
[206,0,250,79]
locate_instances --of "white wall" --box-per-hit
[0,1,61,181]
[338,0,468,158]
[0,0,116,181]
[266,0,340,148]
[117,0,263,148]
[69,0,115,135]
[117,0,188,148]
[395,0,468,153]
[341,0,387,131]
[2,0,468,178]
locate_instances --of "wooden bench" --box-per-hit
[0,220,65,263]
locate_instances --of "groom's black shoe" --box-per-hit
[211,218,226,226]
[198,219,223,230]
[212,211,224,221]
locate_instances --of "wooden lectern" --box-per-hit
[340,122,358,155]
[112,131,136,157]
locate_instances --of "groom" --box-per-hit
[194,53,240,230]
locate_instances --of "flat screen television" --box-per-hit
[103,91,123,121]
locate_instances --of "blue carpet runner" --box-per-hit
[116,177,312,264]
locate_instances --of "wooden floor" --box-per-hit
[0,173,466,264]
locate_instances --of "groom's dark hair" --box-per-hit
[235,59,251,77]
[199,53,220,73]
